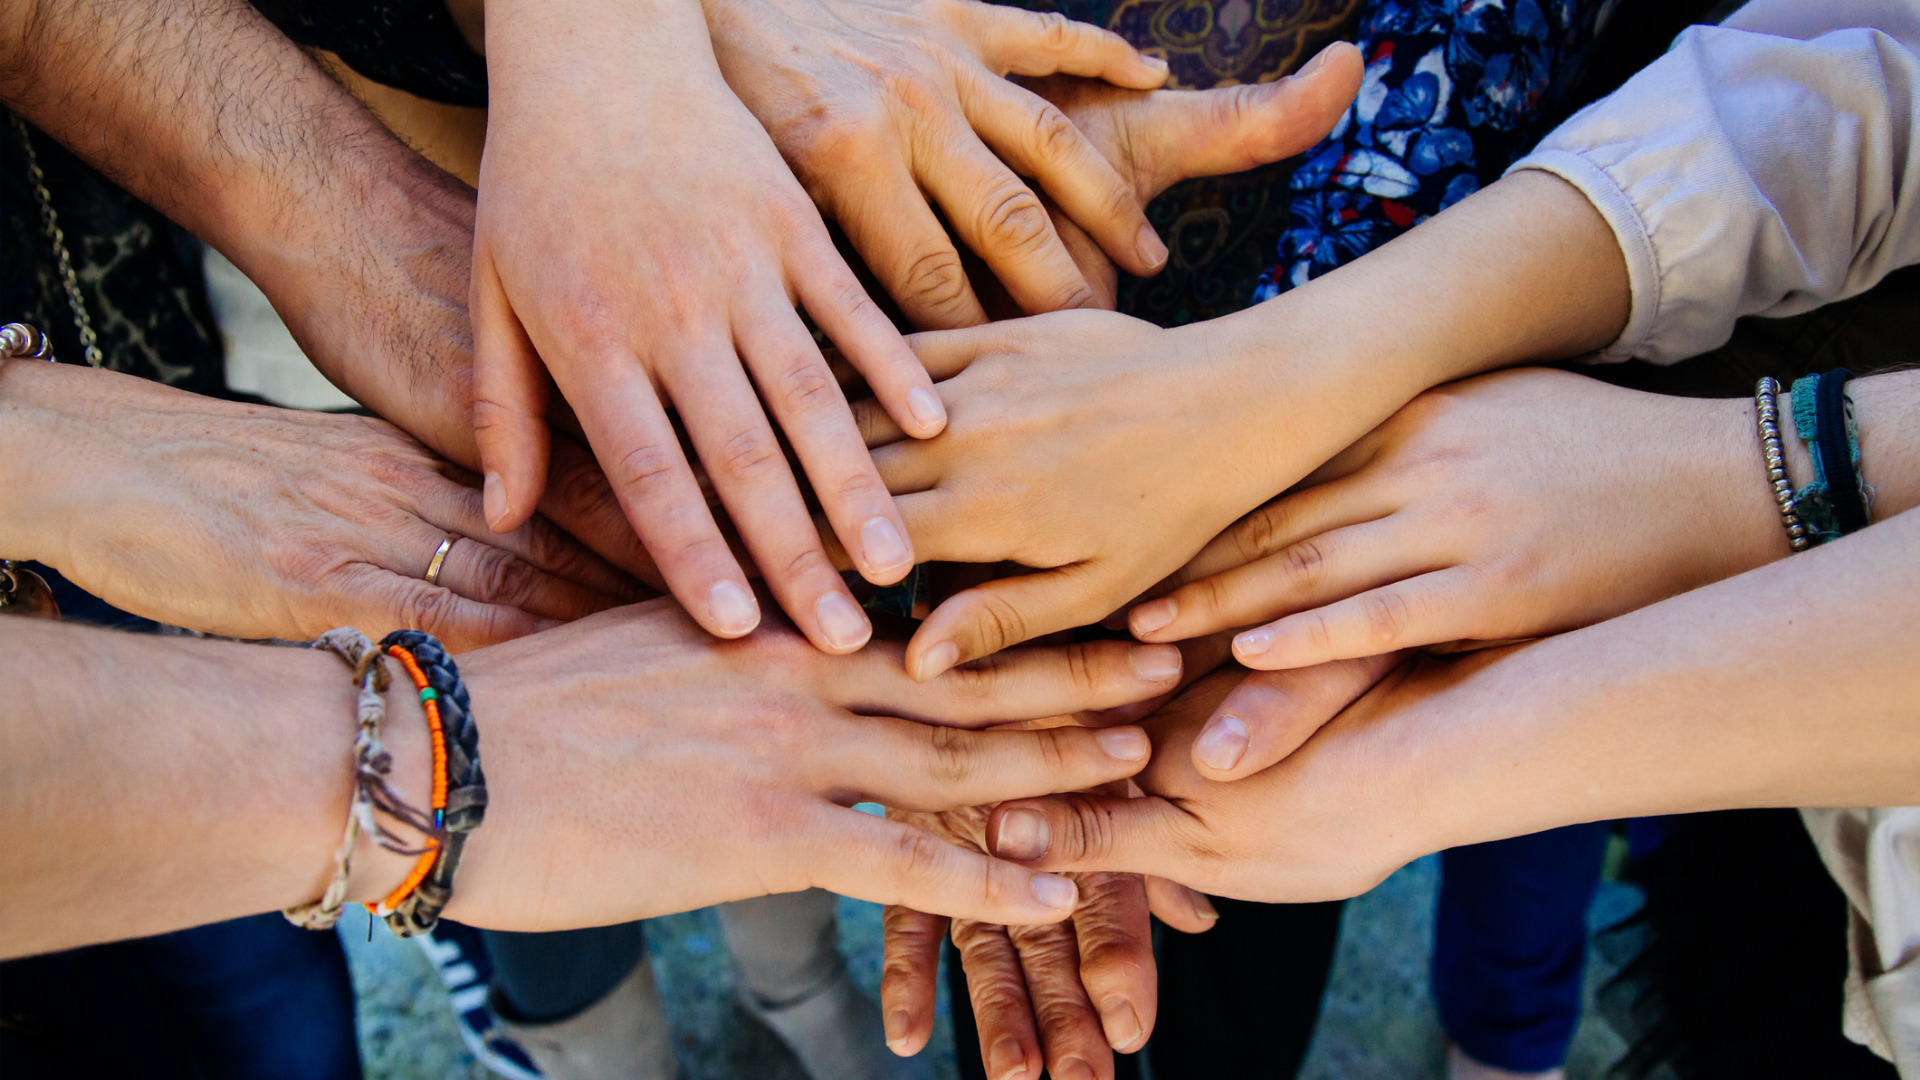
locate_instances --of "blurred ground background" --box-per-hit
[343,854,1642,1080]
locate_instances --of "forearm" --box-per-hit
[0,618,428,959]
[1412,504,1920,854]
[0,0,479,454]
[1214,169,1629,496]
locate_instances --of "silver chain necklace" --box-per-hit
[1,112,78,616]
[10,111,103,368]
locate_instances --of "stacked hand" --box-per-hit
[1128,369,1790,668]
[883,793,1218,1080]
[708,0,1173,326]
[0,361,638,650]
[447,599,1188,929]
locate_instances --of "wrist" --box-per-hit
[0,360,93,563]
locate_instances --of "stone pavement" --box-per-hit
[343,856,1640,1080]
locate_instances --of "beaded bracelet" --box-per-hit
[1789,369,1873,544]
[1753,378,1811,553]
[371,630,486,937]
[285,628,437,931]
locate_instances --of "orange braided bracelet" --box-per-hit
[371,643,448,917]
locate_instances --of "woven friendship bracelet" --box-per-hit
[1753,378,1811,553]
[286,628,435,930]
[1789,370,1873,543]
[373,630,486,938]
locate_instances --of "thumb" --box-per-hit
[1133,40,1363,197]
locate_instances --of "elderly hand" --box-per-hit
[474,0,945,654]
[1127,369,1793,668]
[0,361,639,650]
[1025,41,1363,306]
[447,598,1185,929]
[706,0,1170,327]
[881,796,1216,1080]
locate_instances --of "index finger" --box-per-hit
[810,808,1081,925]
[959,5,1169,89]
[561,360,761,639]
[823,718,1152,812]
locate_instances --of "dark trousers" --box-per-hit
[0,913,361,1080]
[1432,823,1612,1072]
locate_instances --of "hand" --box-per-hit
[474,0,944,653]
[1025,41,1363,306]
[882,798,1217,1080]
[447,598,1188,929]
[981,656,1445,903]
[707,0,1172,327]
[0,362,638,651]
[1127,369,1789,668]
[853,309,1301,679]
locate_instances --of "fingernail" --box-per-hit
[1128,643,1182,682]
[1190,890,1220,922]
[1099,999,1144,1052]
[1144,53,1169,73]
[706,579,760,637]
[815,591,873,652]
[915,640,960,681]
[533,619,562,633]
[1055,1056,1096,1080]
[1129,597,1177,636]
[907,386,947,432]
[1193,713,1249,772]
[995,808,1050,860]
[861,516,912,578]
[1301,42,1336,77]
[1136,223,1168,270]
[1096,727,1150,762]
[1234,627,1274,657]
[483,472,507,531]
[1029,873,1076,911]
[988,1037,1027,1080]
[885,1009,912,1055]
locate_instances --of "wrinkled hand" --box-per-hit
[882,797,1216,1080]
[447,599,1185,929]
[1027,41,1363,306]
[474,0,946,652]
[1128,369,1786,669]
[252,154,668,590]
[0,362,639,650]
[709,0,1172,327]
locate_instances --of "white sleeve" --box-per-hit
[1507,0,1920,364]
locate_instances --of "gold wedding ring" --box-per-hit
[424,534,458,586]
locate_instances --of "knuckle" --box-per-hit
[1358,590,1412,649]
[773,359,843,417]
[474,548,540,604]
[926,725,978,788]
[609,440,682,494]
[893,825,952,883]
[1278,538,1328,588]
[1235,503,1289,562]
[974,184,1054,259]
[1026,102,1080,166]
[899,246,972,316]
[1034,11,1072,52]
[712,426,785,483]
[970,591,1031,653]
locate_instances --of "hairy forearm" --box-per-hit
[0,0,481,455]
[0,618,426,958]
[1410,504,1920,853]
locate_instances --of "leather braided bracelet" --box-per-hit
[286,628,437,931]
[372,630,487,937]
